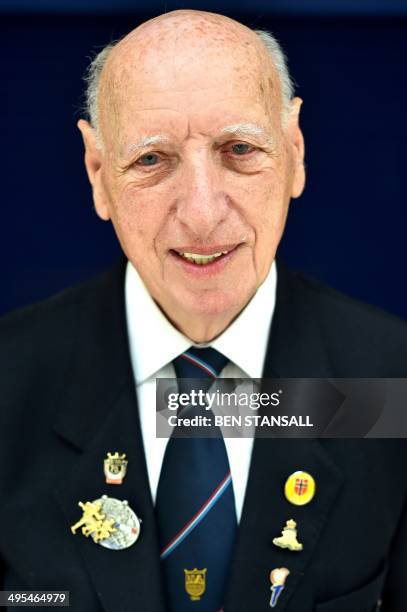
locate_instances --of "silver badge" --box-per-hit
[92,495,141,550]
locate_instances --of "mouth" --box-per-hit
[175,250,229,265]
[171,245,238,264]
[169,245,240,273]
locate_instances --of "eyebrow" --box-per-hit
[125,134,170,157]
[123,123,275,157]
[219,123,275,147]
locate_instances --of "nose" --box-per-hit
[175,152,229,240]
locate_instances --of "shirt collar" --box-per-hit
[210,263,276,377]
[125,260,277,383]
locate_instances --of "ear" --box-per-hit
[77,119,111,221]
[285,97,306,199]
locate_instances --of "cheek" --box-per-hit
[107,183,168,258]
[226,169,288,231]
[228,168,291,276]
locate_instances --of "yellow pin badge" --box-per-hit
[71,495,141,550]
[284,471,315,506]
[273,519,303,551]
[104,452,128,485]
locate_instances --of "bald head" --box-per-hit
[117,9,257,48]
[84,10,294,146]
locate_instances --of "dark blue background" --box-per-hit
[2,1,406,318]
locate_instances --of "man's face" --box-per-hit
[80,15,305,338]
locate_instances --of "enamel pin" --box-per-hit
[104,452,128,485]
[184,568,207,601]
[71,495,141,549]
[273,519,303,551]
[269,567,290,608]
[284,471,316,506]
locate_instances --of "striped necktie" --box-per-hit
[156,347,237,611]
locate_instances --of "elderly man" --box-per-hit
[1,9,407,612]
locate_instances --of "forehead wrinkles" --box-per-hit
[99,17,281,141]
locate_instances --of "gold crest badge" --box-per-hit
[184,568,207,601]
[104,452,128,485]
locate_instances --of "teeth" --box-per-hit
[178,251,228,265]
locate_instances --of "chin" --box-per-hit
[177,287,252,320]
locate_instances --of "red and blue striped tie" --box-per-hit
[156,347,237,611]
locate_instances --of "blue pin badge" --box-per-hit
[269,567,290,608]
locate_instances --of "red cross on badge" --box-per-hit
[294,478,308,496]
[285,471,316,506]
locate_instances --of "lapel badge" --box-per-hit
[273,519,303,551]
[104,452,128,485]
[285,471,316,506]
[269,567,290,608]
[184,568,207,601]
[71,500,116,543]
[71,495,141,550]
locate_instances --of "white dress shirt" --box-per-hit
[125,260,277,521]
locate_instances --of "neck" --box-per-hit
[159,305,242,343]
[178,316,234,344]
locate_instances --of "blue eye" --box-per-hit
[231,143,253,155]
[138,153,159,166]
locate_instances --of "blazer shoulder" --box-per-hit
[0,269,104,339]
[293,269,407,329]
[281,266,407,374]
[0,260,125,393]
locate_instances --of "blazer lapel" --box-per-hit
[224,438,344,611]
[52,259,166,612]
[224,262,344,611]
